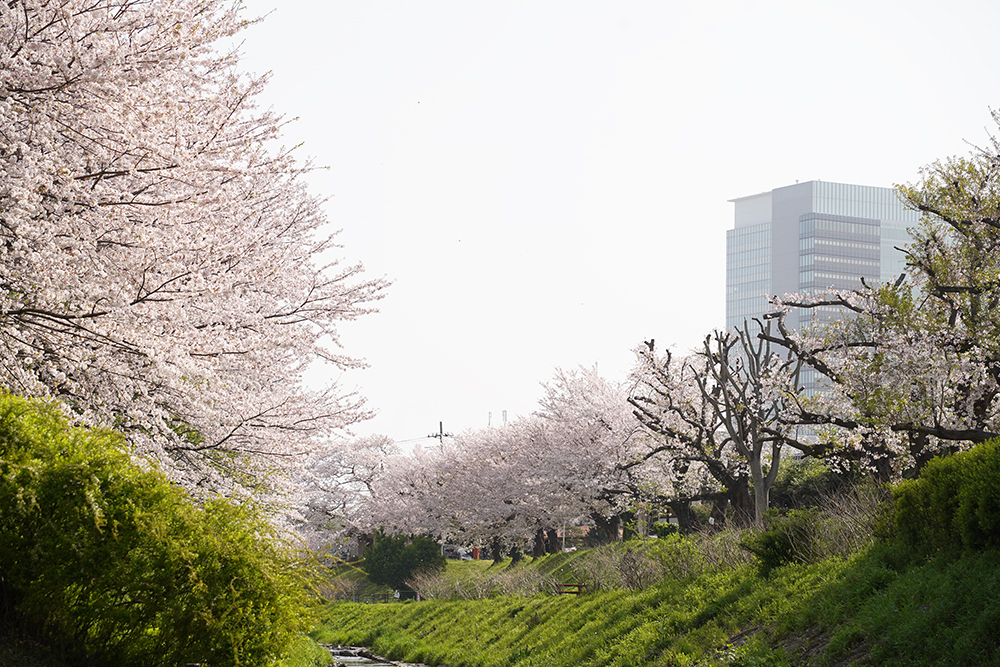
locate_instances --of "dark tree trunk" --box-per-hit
[490,537,504,563]
[545,528,561,554]
[729,479,755,527]
[588,512,621,545]
[667,500,701,534]
[710,496,728,530]
[870,455,897,485]
[356,533,374,559]
[532,528,546,558]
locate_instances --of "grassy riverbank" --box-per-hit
[314,543,1000,666]
[313,450,1000,667]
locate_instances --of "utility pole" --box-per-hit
[427,421,452,446]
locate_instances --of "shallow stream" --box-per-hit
[322,645,432,667]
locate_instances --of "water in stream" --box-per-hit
[322,645,431,667]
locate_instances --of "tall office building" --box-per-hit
[726,180,920,332]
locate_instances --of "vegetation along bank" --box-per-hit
[315,443,1000,666]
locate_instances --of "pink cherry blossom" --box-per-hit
[0,1,388,497]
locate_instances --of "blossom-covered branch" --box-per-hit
[0,1,389,495]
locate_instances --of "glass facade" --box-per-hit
[726,222,771,330]
[725,181,920,332]
[799,214,880,286]
[811,181,916,221]
[879,221,914,283]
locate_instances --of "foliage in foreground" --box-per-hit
[0,393,317,667]
[315,442,1000,666]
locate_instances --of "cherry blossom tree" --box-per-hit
[630,343,748,527]
[299,434,398,551]
[763,124,1000,476]
[361,418,587,557]
[629,325,798,527]
[532,365,655,541]
[0,1,387,495]
[695,322,798,525]
[350,366,661,553]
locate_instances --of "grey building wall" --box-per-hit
[725,181,920,332]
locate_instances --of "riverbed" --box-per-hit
[322,645,433,667]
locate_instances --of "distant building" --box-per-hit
[727,180,920,331]
[726,180,920,392]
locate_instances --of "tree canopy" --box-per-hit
[764,128,1000,476]
[0,1,387,494]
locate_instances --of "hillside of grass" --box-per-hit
[313,447,1000,666]
[317,542,1000,667]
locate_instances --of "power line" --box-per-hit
[427,421,453,446]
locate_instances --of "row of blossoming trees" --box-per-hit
[311,126,1000,553]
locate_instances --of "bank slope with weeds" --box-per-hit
[317,559,841,666]
[316,442,1000,667]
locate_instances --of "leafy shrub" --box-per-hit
[407,561,557,600]
[0,393,314,667]
[893,438,1000,555]
[742,480,889,576]
[646,533,712,579]
[363,530,446,590]
[679,527,754,572]
[741,509,823,576]
[649,520,678,538]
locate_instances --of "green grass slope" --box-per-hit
[315,543,1000,667]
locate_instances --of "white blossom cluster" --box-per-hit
[0,1,387,496]
[305,366,660,550]
[768,142,1000,474]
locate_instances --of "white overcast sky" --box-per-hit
[238,0,1000,446]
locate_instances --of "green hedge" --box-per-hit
[0,392,314,666]
[893,438,1000,555]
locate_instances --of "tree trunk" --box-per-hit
[667,500,701,533]
[750,443,783,526]
[710,496,728,530]
[589,512,621,545]
[490,537,504,563]
[532,528,547,558]
[545,528,561,554]
[729,479,754,527]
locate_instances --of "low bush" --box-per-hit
[565,542,666,592]
[741,509,821,576]
[742,482,889,576]
[770,456,852,509]
[407,561,557,599]
[893,438,1000,555]
[0,392,314,667]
